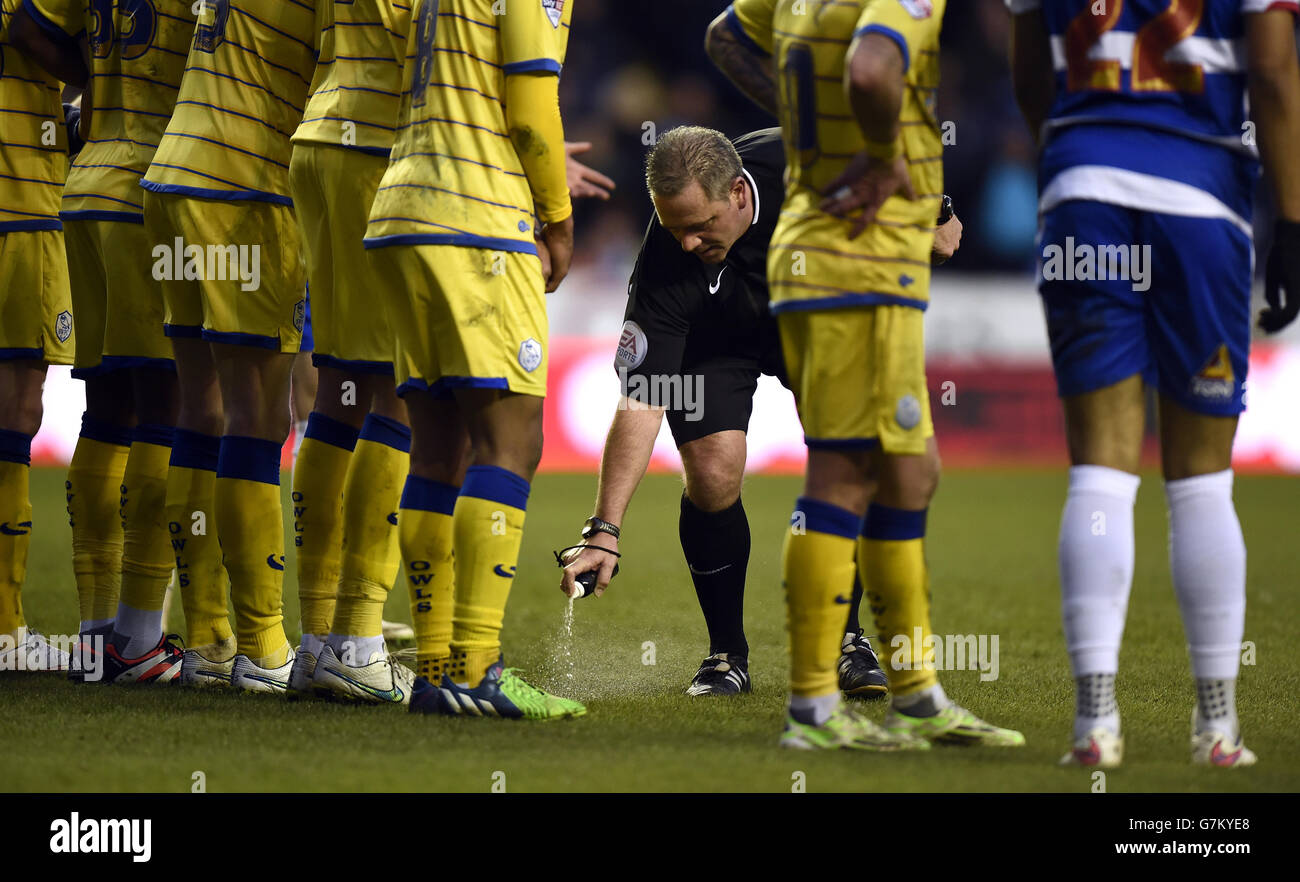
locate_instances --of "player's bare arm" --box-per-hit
[1246,9,1300,332]
[820,32,915,239]
[558,404,666,598]
[1008,9,1054,144]
[705,10,778,116]
[9,4,87,87]
[506,70,574,292]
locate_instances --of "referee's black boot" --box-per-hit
[838,630,889,698]
[685,652,751,696]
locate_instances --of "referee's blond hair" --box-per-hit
[646,126,743,202]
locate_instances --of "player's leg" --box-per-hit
[292,363,359,665]
[212,343,296,688]
[62,220,132,654]
[775,308,918,750]
[394,389,469,696]
[870,437,1021,746]
[168,335,230,684]
[1038,200,1148,766]
[1150,212,1255,767]
[199,197,305,692]
[312,376,416,703]
[0,358,58,670]
[395,245,580,719]
[0,227,76,671]
[147,191,230,686]
[678,428,751,696]
[286,145,354,665]
[102,219,181,670]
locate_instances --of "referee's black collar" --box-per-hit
[741,167,760,227]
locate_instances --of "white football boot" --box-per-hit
[311,644,415,706]
[230,647,296,694]
[0,628,71,671]
[1059,727,1124,768]
[1191,709,1257,768]
[180,635,237,689]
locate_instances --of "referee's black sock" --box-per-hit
[679,492,750,659]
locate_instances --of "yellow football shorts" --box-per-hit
[143,190,305,353]
[778,305,934,455]
[289,143,398,373]
[367,243,547,398]
[0,228,74,365]
[64,218,173,375]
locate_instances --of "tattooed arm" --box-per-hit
[705,10,778,118]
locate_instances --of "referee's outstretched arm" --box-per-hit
[558,400,666,598]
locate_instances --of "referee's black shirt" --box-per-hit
[615,128,785,385]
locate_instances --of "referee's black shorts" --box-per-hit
[665,338,788,448]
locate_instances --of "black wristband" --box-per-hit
[581,516,620,540]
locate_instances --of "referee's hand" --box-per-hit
[559,532,620,598]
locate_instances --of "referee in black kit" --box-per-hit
[558,126,961,697]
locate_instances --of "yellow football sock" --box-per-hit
[65,421,132,626]
[168,431,230,648]
[118,427,175,614]
[783,496,859,698]
[859,504,936,697]
[448,465,529,685]
[331,415,410,644]
[291,413,358,639]
[216,436,289,665]
[398,474,458,682]
[0,431,37,634]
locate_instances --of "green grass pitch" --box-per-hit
[2,467,1296,793]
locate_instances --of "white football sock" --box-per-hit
[1166,469,1245,681]
[1059,465,1140,678]
[1074,672,1120,739]
[789,692,839,726]
[111,602,163,658]
[891,681,950,717]
[298,632,325,657]
[327,633,385,666]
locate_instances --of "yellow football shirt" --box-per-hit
[729,0,946,312]
[364,0,574,254]
[28,0,196,220]
[0,0,70,231]
[142,0,318,204]
[293,0,411,156]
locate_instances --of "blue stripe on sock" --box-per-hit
[399,474,460,515]
[304,412,359,452]
[460,464,530,511]
[0,429,33,465]
[169,430,220,471]
[862,504,927,541]
[795,496,860,540]
[79,415,133,447]
[359,413,411,453]
[132,423,175,447]
[216,436,282,485]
